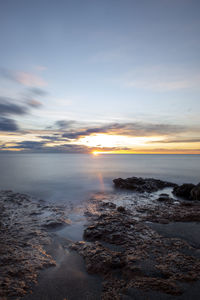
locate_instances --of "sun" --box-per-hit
[92,151,100,156]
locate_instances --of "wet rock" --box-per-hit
[102,202,116,209]
[173,183,196,199]
[43,218,70,228]
[72,187,200,299]
[117,206,126,213]
[157,194,174,203]
[0,190,69,298]
[113,177,177,193]
[191,183,200,200]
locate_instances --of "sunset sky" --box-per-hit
[0,0,200,154]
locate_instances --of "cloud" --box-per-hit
[26,99,42,108]
[0,68,47,87]
[55,120,76,129]
[5,140,89,153]
[40,134,65,142]
[23,87,48,108]
[12,141,46,150]
[120,66,200,91]
[34,65,47,71]
[15,72,47,87]
[62,122,187,139]
[149,138,200,144]
[0,97,28,115]
[28,87,48,96]
[0,117,19,131]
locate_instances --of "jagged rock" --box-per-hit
[173,183,196,199]
[0,190,68,298]
[72,195,200,299]
[117,206,126,213]
[113,177,177,193]
[102,202,116,209]
[191,183,200,200]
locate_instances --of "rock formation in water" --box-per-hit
[113,176,200,200]
[113,176,177,192]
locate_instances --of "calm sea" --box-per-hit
[0,154,199,204]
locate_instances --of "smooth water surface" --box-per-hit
[0,153,199,204]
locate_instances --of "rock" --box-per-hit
[157,194,174,202]
[190,183,200,200]
[72,192,200,299]
[102,202,116,209]
[173,184,196,199]
[113,177,177,193]
[117,206,126,213]
[0,190,59,298]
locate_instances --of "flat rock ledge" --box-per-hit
[0,190,69,299]
[71,181,200,299]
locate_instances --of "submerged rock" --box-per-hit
[113,177,177,193]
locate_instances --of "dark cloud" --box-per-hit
[0,117,19,131]
[55,120,76,129]
[2,140,132,153]
[149,138,200,144]
[6,140,89,153]
[0,97,28,115]
[62,122,187,139]
[12,141,45,150]
[40,135,65,142]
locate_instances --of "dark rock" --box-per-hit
[117,206,126,213]
[190,183,200,200]
[157,194,174,202]
[173,183,196,199]
[72,195,200,299]
[113,177,177,193]
[102,202,116,209]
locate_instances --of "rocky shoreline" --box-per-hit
[71,177,200,299]
[1,177,200,299]
[0,190,69,299]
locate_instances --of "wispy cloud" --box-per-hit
[0,68,47,87]
[149,138,200,144]
[62,121,187,139]
[15,72,47,87]
[34,65,47,71]
[55,120,76,130]
[119,66,200,91]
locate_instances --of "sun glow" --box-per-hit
[80,134,162,148]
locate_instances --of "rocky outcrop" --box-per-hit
[191,183,200,200]
[113,177,177,193]
[71,198,200,299]
[173,183,196,199]
[0,190,69,299]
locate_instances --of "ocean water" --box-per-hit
[0,153,199,204]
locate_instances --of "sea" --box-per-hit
[0,153,199,204]
[1,153,200,299]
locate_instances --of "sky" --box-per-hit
[0,0,200,154]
